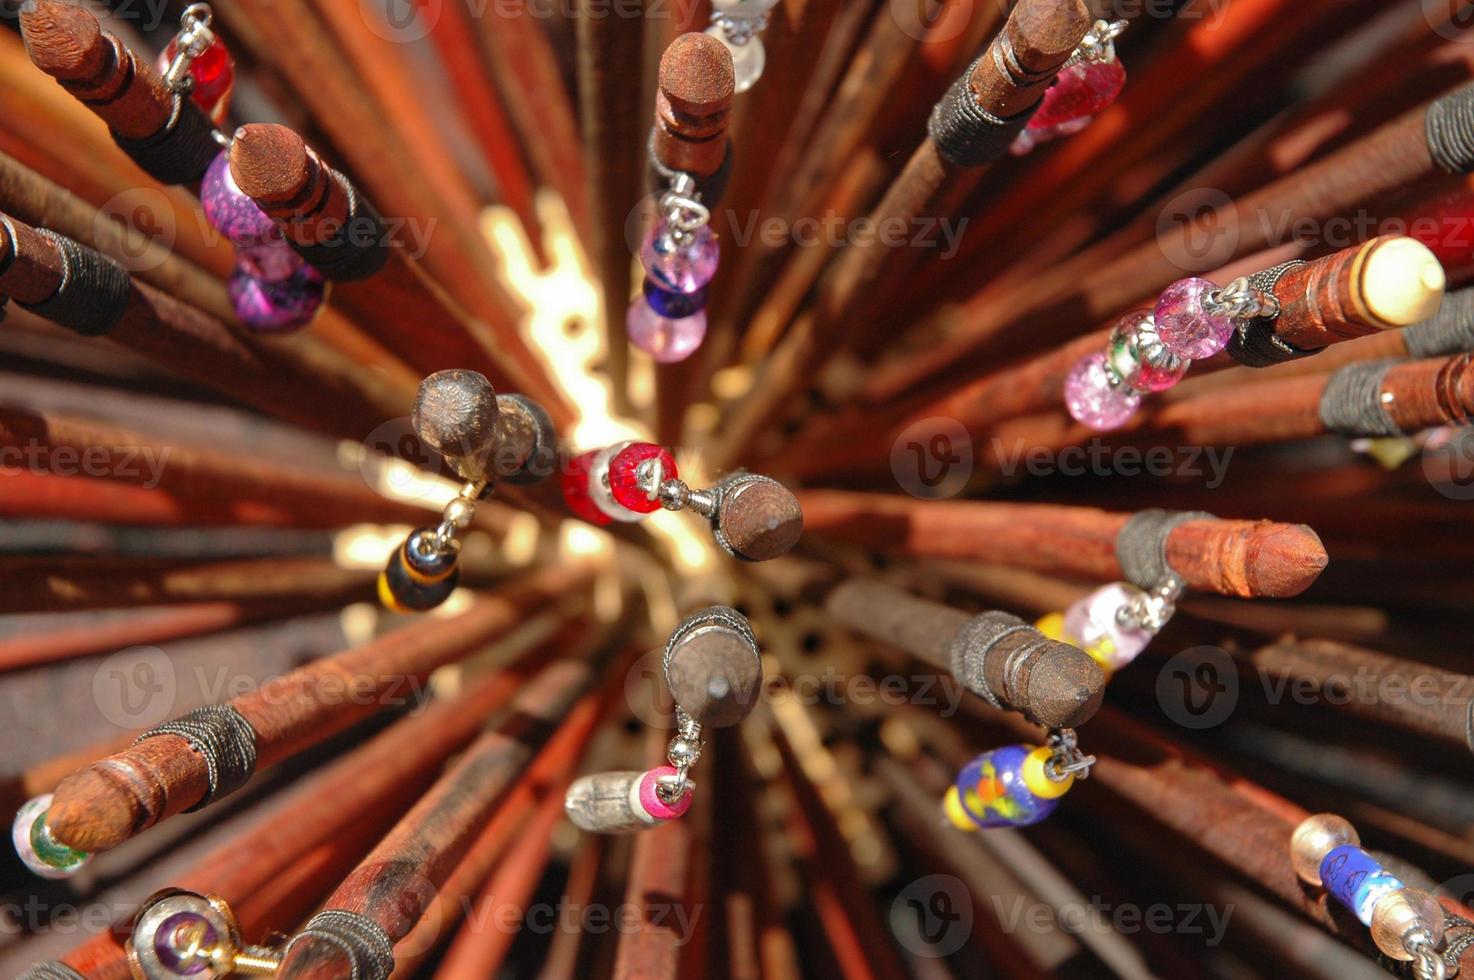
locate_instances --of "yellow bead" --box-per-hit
[1035,612,1068,641]
[1021,746,1073,800]
[377,571,413,615]
[943,786,978,831]
[1290,813,1359,886]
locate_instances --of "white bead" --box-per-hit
[13,794,90,879]
[705,27,765,93]
[712,0,780,13]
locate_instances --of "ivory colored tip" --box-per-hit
[229,124,312,203]
[1362,237,1446,327]
[659,33,734,115]
[19,0,108,80]
[46,767,135,852]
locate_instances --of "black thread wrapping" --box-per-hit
[646,141,734,208]
[928,54,1036,168]
[1226,261,1319,367]
[1318,360,1402,437]
[287,171,391,282]
[1405,287,1474,358]
[948,610,1033,711]
[19,230,132,337]
[111,92,219,186]
[16,963,87,980]
[136,704,258,810]
[1427,82,1474,175]
[285,909,396,979]
[1115,509,1214,590]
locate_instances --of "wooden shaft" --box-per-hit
[44,564,591,851]
[19,0,173,141]
[276,658,604,979]
[652,33,735,178]
[0,404,441,529]
[54,664,539,979]
[799,491,1328,598]
[0,555,373,614]
[825,578,1104,728]
[1272,236,1446,348]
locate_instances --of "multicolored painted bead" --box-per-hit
[13,795,90,879]
[1107,311,1187,393]
[1321,844,1405,927]
[943,744,1072,830]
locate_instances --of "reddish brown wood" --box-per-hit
[799,491,1328,598]
[44,564,592,851]
[275,658,604,979]
[0,405,448,530]
[18,0,173,141]
[653,33,735,179]
[54,664,541,979]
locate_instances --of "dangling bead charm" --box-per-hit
[201,150,276,247]
[127,889,284,979]
[634,167,717,362]
[608,441,678,514]
[1012,19,1127,154]
[641,219,720,294]
[626,298,708,364]
[706,0,778,92]
[380,371,556,613]
[13,794,90,879]
[1107,311,1187,393]
[944,730,1093,831]
[1291,814,1451,974]
[1064,351,1141,431]
[157,4,235,124]
[1154,277,1237,359]
[227,261,325,332]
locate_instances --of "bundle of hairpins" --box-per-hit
[4,0,1474,977]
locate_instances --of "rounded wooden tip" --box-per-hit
[719,479,804,562]
[1028,642,1105,729]
[229,124,312,203]
[46,767,134,852]
[1362,237,1446,327]
[414,369,500,461]
[1249,523,1329,598]
[666,623,763,728]
[19,0,108,80]
[659,33,734,116]
[1007,0,1094,68]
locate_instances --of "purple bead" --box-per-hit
[153,911,218,974]
[201,150,277,247]
[229,262,325,332]
[1154,278,1234,360]
[1063,352,1140,431]
[643,278,708,319]
[236,240,304,283]
[640,219,719,293]
[627,296,707,363]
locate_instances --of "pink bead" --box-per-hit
[1108,312,1187,393]
[608,442,675,513]
[201,151,277,247]
[1030,59,1126,129]
[561,450,612,526]
[228,262,324,333]
[638,766,692,821]
[1155,278,1234,360]
[1063,584,1156,671]
[627,296,707,363]
[640,219,719,293]
[1064,353,1140,431]
[1011,115,1095,155]
[236,240,304,283]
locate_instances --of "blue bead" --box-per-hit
[953,745,1058,829]
[643,278,708,319]
[1321,845,1404,926]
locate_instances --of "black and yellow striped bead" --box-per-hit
[378,529,460,613]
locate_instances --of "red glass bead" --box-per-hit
[1030,59,1125,130]
[561,449,611,526]
[608,442,676,514]
[159,35,236,123]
